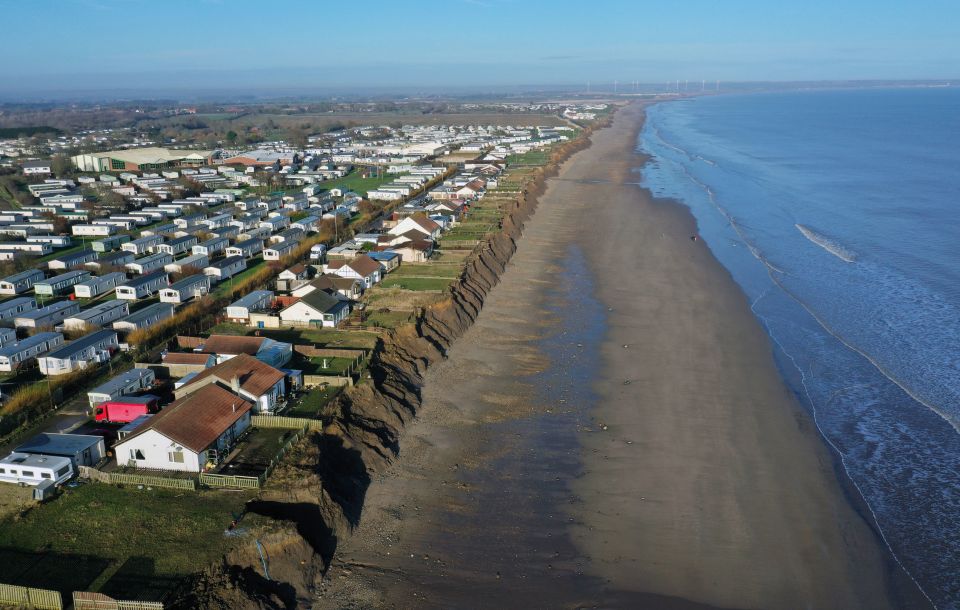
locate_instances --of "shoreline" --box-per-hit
[311,100,930,608]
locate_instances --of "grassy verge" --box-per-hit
[379,276,452,291]
[285,385,343,418]
[0,485,257,601]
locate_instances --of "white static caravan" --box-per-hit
[140,222,176,237]
[47,251,99,271]
[85,250,136,272]
[73,224,115,237]
[15,300,80,329]
[201,213,233,229]
[0,332,64,372]
[86,368,155,408]
[225,238,263,260]
[115,271,169,300]
[159,274,211,304]
[0,328,15,348]
[225,290,273,322]
[291,214,321,233]
[63,300,129,331]
[0,269,45,295]
[163,253,208,275]
[0,297,38,321]
[93,235,133,253]
[34,270,91,296]
[121,235,163,256]
[73,272,127,299]
[27,235,72,248]
[155,235,198,256]
[0,242,52,256]
[269,227,305,245]
[263,241,297,261]
[0,453,73,487]
[259,216,290,232]
[192,237,229,257]
[113,302,175,333]
[37,329,118,376]
[203,256,246,282]
[125,252,173,275]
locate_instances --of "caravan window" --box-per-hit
[21,470,34,477]
[56,466,70,477]
[41,473,51,479]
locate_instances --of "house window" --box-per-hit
[168,451,184,463]
[129,449,145,460]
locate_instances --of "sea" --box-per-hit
[640,87,960,610]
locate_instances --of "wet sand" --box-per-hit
[318,102,926,609]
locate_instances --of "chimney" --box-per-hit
[230,376,240,394]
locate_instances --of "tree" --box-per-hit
[50,154,73,177]
[226,130,238,144]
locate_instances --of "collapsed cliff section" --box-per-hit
[170,116,613,609]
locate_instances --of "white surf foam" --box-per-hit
[796,224,857,263]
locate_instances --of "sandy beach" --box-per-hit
[317,102,927,609]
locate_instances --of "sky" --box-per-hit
[2,0,958,99]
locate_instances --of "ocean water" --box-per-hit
[640,88,960,609]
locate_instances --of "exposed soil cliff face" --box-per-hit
[169,118,611,610]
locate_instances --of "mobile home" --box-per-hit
[121,235,163,255]
[113,302,175,333]
[125,252,173,275]
[0,269,45,295]
[0,297,38,321]
[0,332,64,371]
[263,241,297,261]
[163,253,208,275]
[34,271,91,296]
[73,272,127,299]
[155,235,198,256]
[37,329,118,376]
[225,238,263,259]
[203,256,246,282]
[159,274,211,304]
[63,299,129,331]
[115,271,169,300]
[86,368,156,408]
[192,237,229,257]
[14,300,80,329]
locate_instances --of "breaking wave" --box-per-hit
[796,224,857,263]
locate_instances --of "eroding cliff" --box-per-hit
[169,117,610,609]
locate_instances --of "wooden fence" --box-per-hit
[0,582,62,610]
[79,466,197,491]
[73,591,163,610]
[252,415,324,431]
[198,472,261,490]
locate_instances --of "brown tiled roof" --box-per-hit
[121,384,252,453]
[411,215,440,233]
[347,254,381,277]
[201,335,266,356]
[182,353,285,398]
[288,263,307,274]
[163,352,212,365]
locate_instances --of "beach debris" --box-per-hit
[623,380,631,385]
[599,423,609,431]
[623,344,629,348]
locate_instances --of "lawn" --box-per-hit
[379,276,452,291]
[362,309,413,329]
[391,263,463,279]
[0,484,256,601]
[506,150,549,166]
[319,170,395,196]
[284,385,343,418]
[205,323,379,350]
[211,257,266,297]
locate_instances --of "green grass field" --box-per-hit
[390,264,462,279]
[319,171,394,196]
[207,322,379,350]
[379,276,452,291]
[0,484,256,600]
[285,385,343,418]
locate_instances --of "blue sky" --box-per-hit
[2,0,957,96]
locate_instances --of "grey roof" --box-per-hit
[39,270,90,284]
[120,270,167,288]
[167,274,208,291]
[1,269,44,284]
[17,300,76,320]
[43,329,117,359]
[88,368,154,396]
[69,299,127,321]
[0,332,61,358]
[299,289,346,314]
[209,255,244,269]
[16,433,102,456]
[229,290,273,309]
[116,302,173,324]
